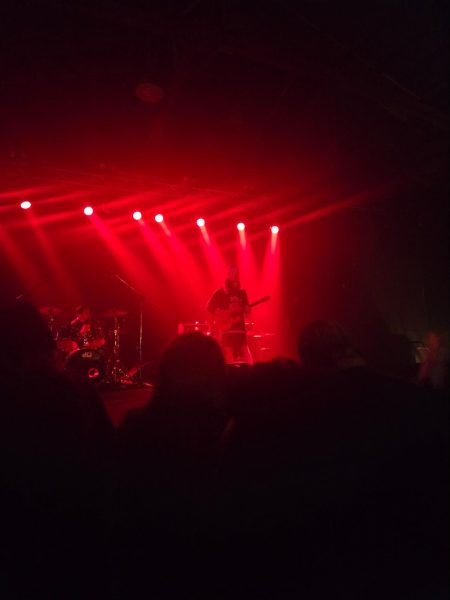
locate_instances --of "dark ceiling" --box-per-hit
[0,0,448,189]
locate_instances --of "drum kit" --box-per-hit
[40,306,133,386]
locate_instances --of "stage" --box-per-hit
[100,385,153,429]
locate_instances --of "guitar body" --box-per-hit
[211,295,271,338]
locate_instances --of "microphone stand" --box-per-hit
[113,273,145,385]
[15,279,47,301]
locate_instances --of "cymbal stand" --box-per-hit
[47,310,59,341]
[138,295,144,383]
[14,278,47,301]
[108,316,128,384]
[112,272,145,385]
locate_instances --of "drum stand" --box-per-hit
[112,272,145,385]
[47,312,59,342]
[105,317,130,385]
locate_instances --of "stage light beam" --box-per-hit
[133,211,143,221]
[84,206,94,216]
[271,225,279,234]
[20,201,32,210]
[155,213,164,223]
[196,218,205,228]
[238,222,247,250]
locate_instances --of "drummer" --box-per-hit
[70,305,106,350]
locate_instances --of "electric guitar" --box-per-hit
[213,295,271,335]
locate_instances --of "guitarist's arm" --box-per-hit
[207,289,223,314]
[206,289,227,337]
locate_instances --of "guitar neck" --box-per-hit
[249,296,271,309]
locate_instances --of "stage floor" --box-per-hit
[100,385,153,428]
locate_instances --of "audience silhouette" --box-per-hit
[0,306,447,599]
[0,302,112,598]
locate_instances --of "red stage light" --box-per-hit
[83,206,94,216]
[154,213,164,223]
[196,218,205,227]
[133,211,143,221]
[271,225,279,234]
[20,201,31,210]
[237,222,245,231]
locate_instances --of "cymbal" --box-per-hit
[101,308,128,318]
[39,306,63,316]
[250,333,278,339]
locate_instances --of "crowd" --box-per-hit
[0,302,448,599]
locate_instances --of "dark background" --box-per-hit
[0,0,448,366]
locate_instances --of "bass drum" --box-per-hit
[65,348,107,384]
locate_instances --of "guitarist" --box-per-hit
[207,267,253,364]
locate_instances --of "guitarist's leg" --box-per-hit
[231,332,253,364]
[238,342,253,365]
[221,330,253,364]
[222,344,235,365]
